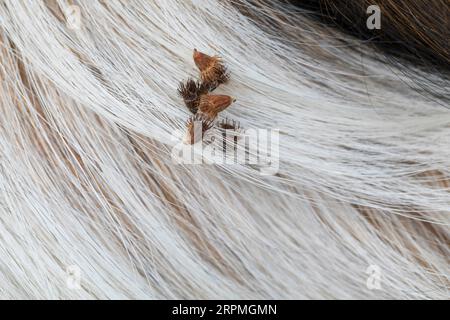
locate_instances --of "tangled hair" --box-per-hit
[0,0,448,299]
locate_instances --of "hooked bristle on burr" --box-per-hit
[184,113,214,145]
[217,118,241,131]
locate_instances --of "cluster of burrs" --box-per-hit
[178,49,239,144]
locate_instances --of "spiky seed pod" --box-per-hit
[193,49,230,87]
[184,113,214,145]
[177,79,210,113]
[217,118,241,131]
[218,118,242,152]
[198,94,235,120]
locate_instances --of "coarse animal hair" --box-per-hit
[0,0,448,299]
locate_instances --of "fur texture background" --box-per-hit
[0,0,448,299]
